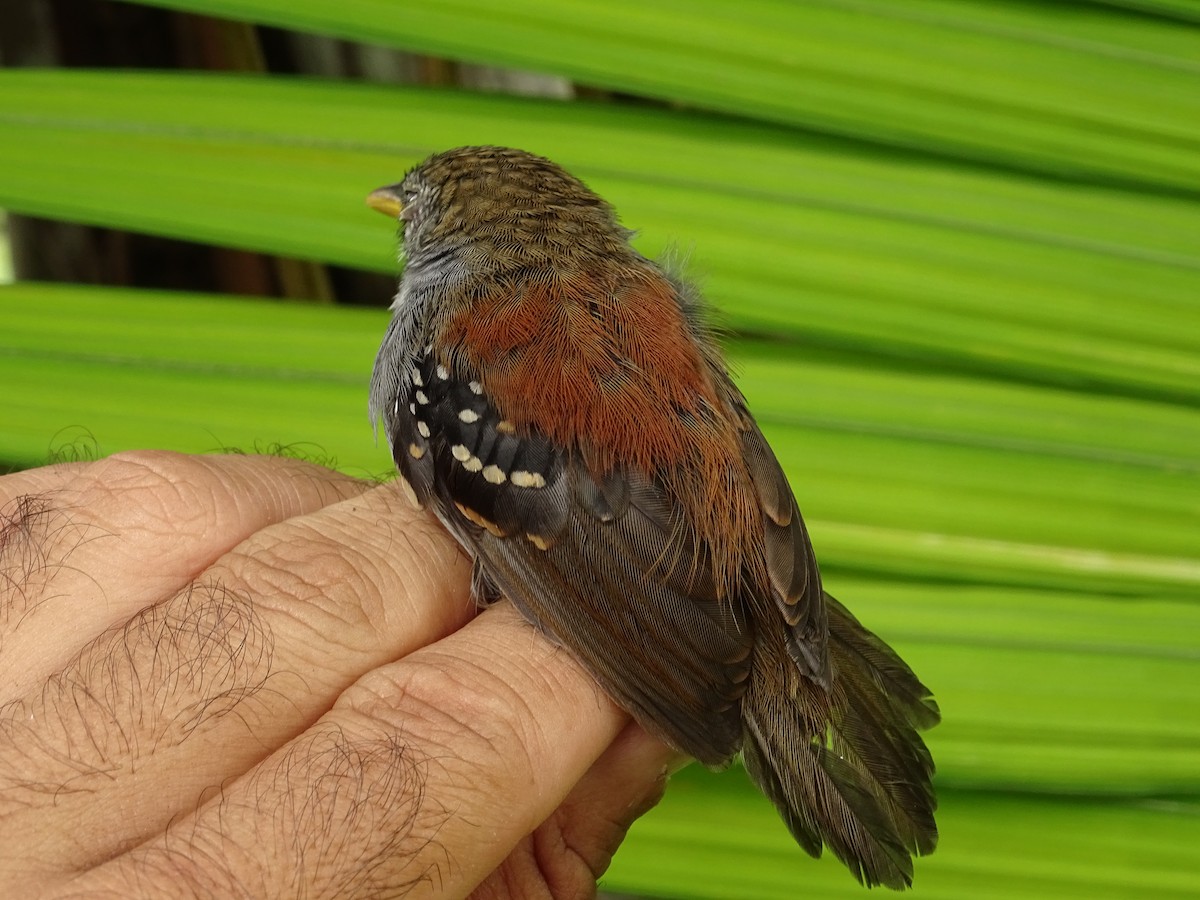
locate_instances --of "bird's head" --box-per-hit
[367,146,633,276]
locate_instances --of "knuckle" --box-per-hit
[91,450,193,495]
[533,810,606,899]
[220,524,369,621]
[343,657,538,794]
[83,451,217,537]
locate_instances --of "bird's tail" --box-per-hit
[741,592,939,889]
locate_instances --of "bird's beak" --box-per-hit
[367,186,404,219]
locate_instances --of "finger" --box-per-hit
[470,723,682,900]
[0,480,472,883]
[0,451,369,696]
[0,460,90,506]
[65,603,628,900]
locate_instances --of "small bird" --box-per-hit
[368,146,938,889]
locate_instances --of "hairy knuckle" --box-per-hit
[0,492,67,620]
[222,526,386,646]
[346,658,536,790]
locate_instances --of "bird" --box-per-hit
[367,146,938,889]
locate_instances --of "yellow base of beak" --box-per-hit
[367,186,404,219]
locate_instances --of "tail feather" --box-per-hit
[744,715,918,887]
[827,594,939,855]
[742,592,938,889]
[828,593,940,731]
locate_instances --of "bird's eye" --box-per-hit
[396,187,420,224]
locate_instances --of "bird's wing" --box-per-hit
[732,397,830,686]
[381,349,753,766]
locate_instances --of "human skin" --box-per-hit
[0,451,676,899]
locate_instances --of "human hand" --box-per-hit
[0,451,676,899]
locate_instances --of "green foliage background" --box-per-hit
[2,2,1199,896]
